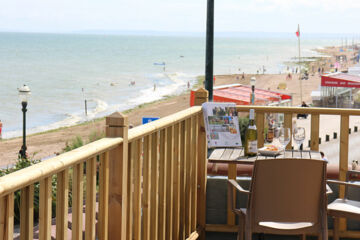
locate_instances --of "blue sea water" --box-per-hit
[0,32,342,138]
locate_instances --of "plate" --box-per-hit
[258,145,282,156]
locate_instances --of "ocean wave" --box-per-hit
[2,72,196,139]
[86,98,109,118]
[127,72,194,106]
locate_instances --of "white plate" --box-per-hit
[258,146,282,156]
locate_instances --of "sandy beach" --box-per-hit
[0,46,357,167]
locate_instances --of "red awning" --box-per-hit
[190,84,292,106]
[321,73,360,88]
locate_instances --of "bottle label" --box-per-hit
[249,109,255,119]
[248,140,258,153]
[267,128,274,142]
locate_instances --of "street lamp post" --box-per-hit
[18,85,31,159]
[250,77,256,105]
[205,0,214,101]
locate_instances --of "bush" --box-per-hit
[63,130,104,153]
[63,136,84,152]
[88,130,105,143]
[0,156,57,224]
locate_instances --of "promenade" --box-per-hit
[295,114,360,165]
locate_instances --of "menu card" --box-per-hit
[202,102,242,148]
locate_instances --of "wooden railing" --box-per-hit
[0,137,121,240]
[206,104,360,239]
[0,88,209,240]
[3,87,359,239]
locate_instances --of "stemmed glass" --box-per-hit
[278,127,291,155]
[293,127,306,157]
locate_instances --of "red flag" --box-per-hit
[296,24,300,37]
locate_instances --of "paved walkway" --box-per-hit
[293,114,360,165]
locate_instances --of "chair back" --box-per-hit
[248,158,327,230]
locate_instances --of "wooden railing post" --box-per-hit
[194,88,208,240]
[106,112,129,240]
[284,113,293,150]
[0,193,14,240]
[310,114,320,151]
[194,88,209,106]
[339,114,349,232]
[20,185,34,240]
[256,112,265,149]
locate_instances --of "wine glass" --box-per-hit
[278,127,291,154]
[293,127,306,156]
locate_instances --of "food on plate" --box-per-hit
[262,145,280,152]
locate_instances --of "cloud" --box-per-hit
[0,0,360,33]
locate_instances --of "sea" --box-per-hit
[0,32,344,138]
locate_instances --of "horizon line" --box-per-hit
[0,29,359,37]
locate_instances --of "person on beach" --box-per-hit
[286,73,292,81]
[187,81,190,89]
[301,101,309,108]
[303,70,309,80]
[242,72,245,80]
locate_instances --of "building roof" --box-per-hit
[321,73,360,88]
[190,84,292,106]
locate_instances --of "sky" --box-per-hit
[0,0,360,34]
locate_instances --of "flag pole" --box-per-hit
[298,24,303,103]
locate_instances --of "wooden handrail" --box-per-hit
[236,105,360,115]
[128,106,202,142]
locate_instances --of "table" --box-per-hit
[208,148,322,165]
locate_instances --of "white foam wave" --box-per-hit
[128,72,194,106]
[86,98,109,118]
[2,72,196,139]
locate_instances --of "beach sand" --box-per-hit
[0,46,357,167]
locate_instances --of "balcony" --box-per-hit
[0,88,359,240]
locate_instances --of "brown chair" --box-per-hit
[228,158,328,240]
[327,170,360,240]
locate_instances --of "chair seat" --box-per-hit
[259,221,314,230]
[328,198,360,218]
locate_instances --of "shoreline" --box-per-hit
[1,72,199,140]
[0,45,357,167]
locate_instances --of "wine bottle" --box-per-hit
[266,122,274,143]
[244,109,258,156]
